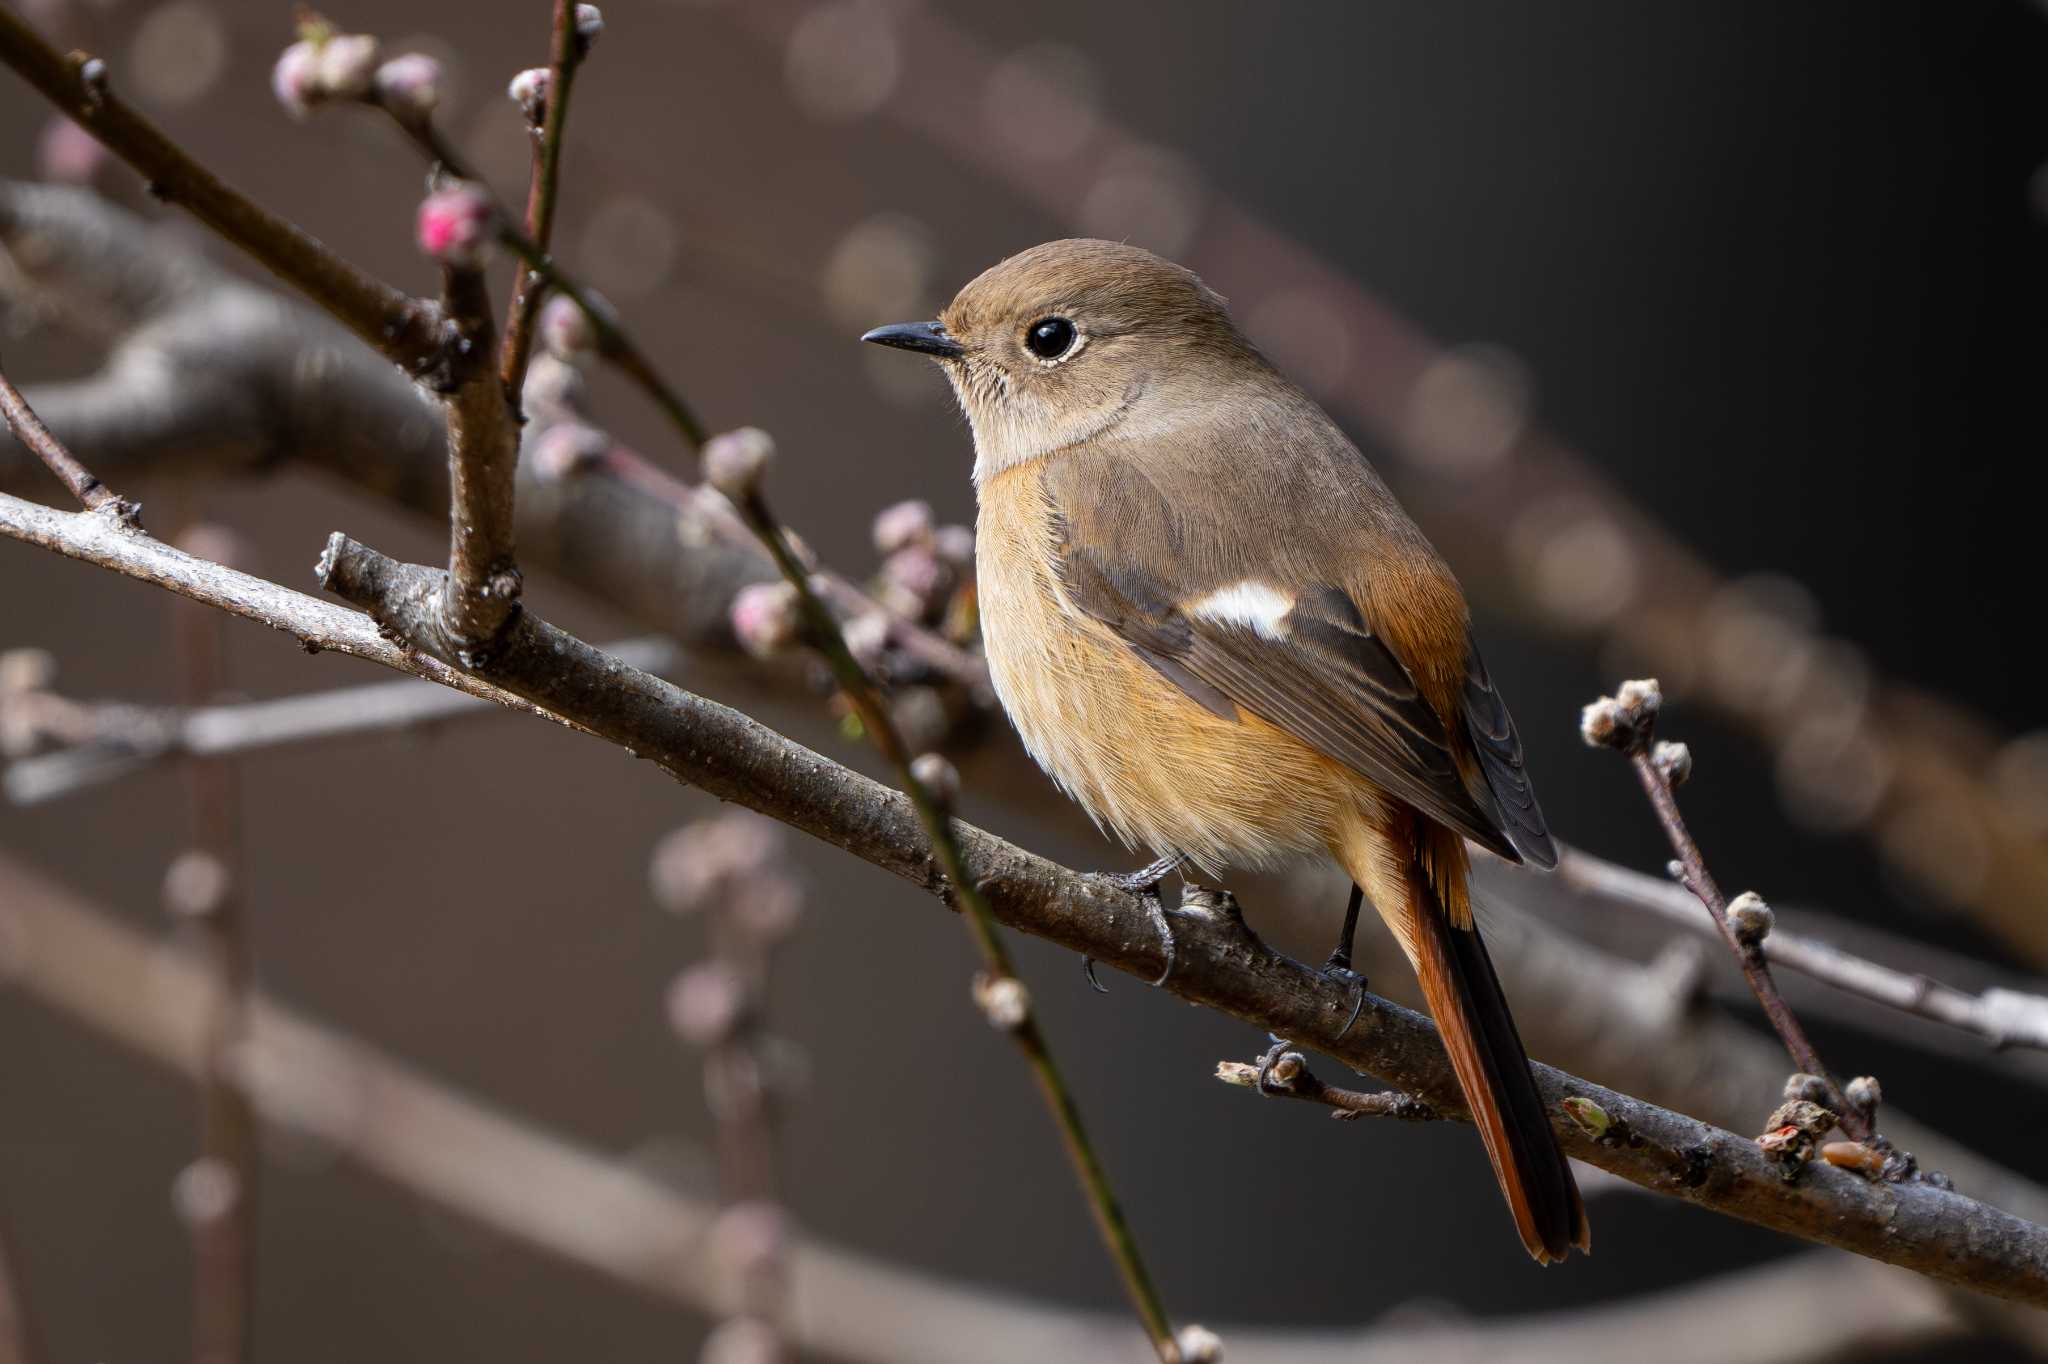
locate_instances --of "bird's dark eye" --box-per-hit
[1025,316,1077,360]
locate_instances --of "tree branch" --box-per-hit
[497,0,589,400]
[1,638,677,805]
[0,366,125,513]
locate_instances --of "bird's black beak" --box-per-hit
[860,320,964,360]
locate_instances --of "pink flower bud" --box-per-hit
[416,183,493,268]
[841,612,890,672]
[507,66,550,124]
[880,546,949,614]
[538,293,593,358]
[931,523,975,567]
[34,115,106,185]
[871,498,934,555]
[909,751,959,812]
[729,582,802,659]
[372,52,442,121]
[272,40,320,118]
[529,422,609,481]
[650,812,784,914]
[314,32,380,101]
[667,963,746,1046]
[703,427,776,500]
[573,4,605,51]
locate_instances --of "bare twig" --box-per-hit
[166,525,256,1364]
[0,365,125,513]
[1215,1054,1439,1123]
[1584,682,1870,1141]
[0,850,1984,1364]
[2,638,677,806]
[1550,847,2048,1054]
[498,0,588,400]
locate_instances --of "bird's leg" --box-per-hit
[1323,883,1369,1038]
[1085,853,1188,991]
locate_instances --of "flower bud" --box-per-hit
[703,427,775,501]
[1725,891,1773,947]
[416,182,494,268]
[931,523,975,568]
[529,422,609,481]
[36,115,106,185]
[573,3,605,52]
[667,963,746,1046]
[972,971,1030,1031]
[909,751,959,813]
[840,612,891,672]
[507,66,550,124]
[538,293,594,359]
[163,850,230,919]
[650,812,783,914]
[171,1157,241,1228]
[1845,1074,1882,1116]
[1783,1072,1830,1104]
[871,498,934,555]
[1175,1324,1225,1364]
[730,582,802,659]
[272,40,320,117]
[1650,739,1692,787]
[372,52,443,121]
[314,32,380,101]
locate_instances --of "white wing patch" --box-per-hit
[1187,581,1294,640]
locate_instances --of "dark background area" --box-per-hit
[3,1,2045,1359]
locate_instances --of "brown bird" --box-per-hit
[864,239,1589,1264]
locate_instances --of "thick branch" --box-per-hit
[0,851,1976,1364]
[434,261,523,651]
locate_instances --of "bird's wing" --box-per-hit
[1041,430,1556,868]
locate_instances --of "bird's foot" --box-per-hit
[1253,1034,1299,1095]
[1321,949,1368,1040]
[1084,855,1188,991]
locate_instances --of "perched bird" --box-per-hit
[863,239,1588,1264]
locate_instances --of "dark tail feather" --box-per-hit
[1411,903,1590,1263]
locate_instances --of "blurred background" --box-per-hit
[3,1,2047,1359]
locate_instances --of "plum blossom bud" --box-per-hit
[573,3,605,52]
[372,53,443,121]
[931,523,975,567]
[840,612,891,672]
[314,32,381,100]
[649,811,782,914]
[1725,891,1773,947]
[1650,739,1693,787]
[529,422,609,481]
[879,546,949,618]
[1616,677,1663,724]
[171,1157,241,1228]
[272,40,320,117]
[507,66,550,124]
[1845,1074,1882,1116]
[1175,1324,1225,1363]
[871,498,934,555]
[163,850,230,919]
[730,582,802,659]
[667,963,746,1046]
[36,115,107,184]
[972,971,1030,1031]
[909,752,959,812]
[704,427,776,500]
[538,293,594,359]
[1783,1072,1831,1104]
[416,182,493,268]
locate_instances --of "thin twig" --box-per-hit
[1550,848,2048,1054]
[1584,681,1871,1141]
[4,496,2048,1301]
[2,638,677,806]
[168,525,256,1364]
[1215,1054,1440,1123]
[498,0,587,401]
[0,364,125,513]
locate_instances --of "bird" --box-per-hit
[862,238,1589,1264]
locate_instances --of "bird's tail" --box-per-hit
[1338,818,1590,1264]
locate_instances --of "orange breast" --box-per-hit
[975,461,1375,873]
